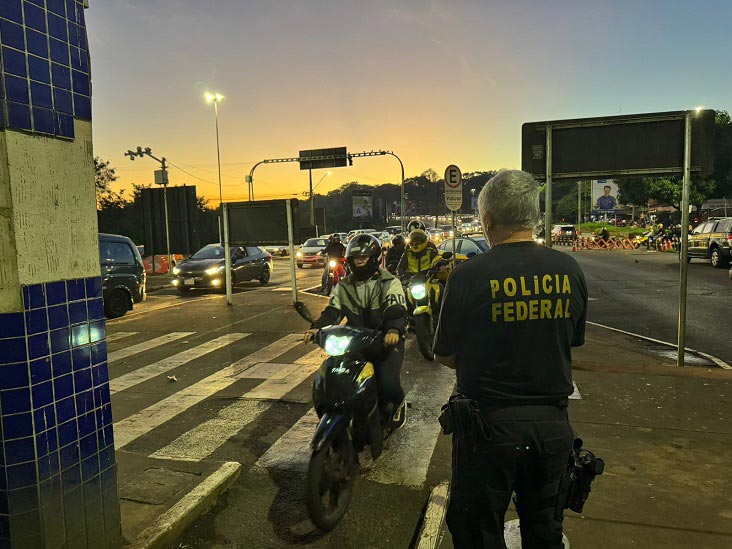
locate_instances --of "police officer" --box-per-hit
[434,170,588,548]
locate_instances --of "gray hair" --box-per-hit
[478,170,540,230]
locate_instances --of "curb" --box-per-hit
[416,481,450,549]
[129,461,241,549]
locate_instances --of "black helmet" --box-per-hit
[345,234,382,280]
[391,234,405,249]
[332,233,341,242]
[408,220,426,232]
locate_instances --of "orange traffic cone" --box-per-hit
[572,240,577,252]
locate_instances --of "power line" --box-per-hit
[166,161,242,187]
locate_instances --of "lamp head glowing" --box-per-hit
[205,92,224,103]
[695,105,703,114]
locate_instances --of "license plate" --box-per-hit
[184,279,195,286]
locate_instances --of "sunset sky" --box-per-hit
[88,0,731,205]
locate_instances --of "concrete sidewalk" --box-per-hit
[435,325,732,548]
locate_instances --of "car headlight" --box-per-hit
[328,260,337,268]
[205,266,225,275]
[324,335,352,357]
[172,267,181,275]
[410,283,427,300]
[296,251,303,258]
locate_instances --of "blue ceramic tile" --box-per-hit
[0,363,30,390]
[80,455,99,481]
[0,338,27,365]
[0,312,25,338]
[58,420,78,449]
[31,380,53,408]
[85,278,102,299]
[53,374,73,400]
[77,411,95,438]
[90,341,106,365]
[99,385,111,407]
[2,46,28,78]
[66,279,85,302]
[52,87,72,113]
[49,327,70,354]
[73,369,91,393]
[68,22,86,50]
[68,301,87,324]
[45,281,67,306]
[0,0,24,23]
[87,298,104,320]
[40,474,62,507]
[3,412,33,440]
[73,93,91,119]
[28,54,51,84]
[6,461,37,490]
[79,434,97,460]
[55,396,75,424]
[36,429,58,459]
[30,358,51,385]
[33,107,55,134]
[61,462,81,490]
[48,0,66,16]
[100,466,116,493]
[75,390,93,415]
[28,333,50,360]
[98,425,113,453]
[27,0,48,7]
[22,284,46,310]
[89,321,105,343]
[0,19,25,50]
[34,404,56,432]
[1,389,31,416]
[48,303,69,330]
[26,28,49,58]
[30,81,53,108]
[0,516,9,540]
[49,37,70,65]
[5,438,35,465]
[39,451,61,482]
[71,346,90,371]
[7,101,32,129]
[48,13,68,42]
[91,363,108,387]
[51,350,71,376]
[53,111,74,138]
[71,323,89,348]
[71,70,89,95]
[24,2,47,33]
[60,442,79,471]
[4,73,29,103]
[70,46,88,72]
[24,308,48,335]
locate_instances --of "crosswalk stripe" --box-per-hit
[107,332,195,363]
[113,334,302,450]
[110,333,250,394]
[242,347,324,400]
[151,400,271,460]
[106,332,138,343]
[255,409,318,472]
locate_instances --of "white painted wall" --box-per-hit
[0,120,98,313]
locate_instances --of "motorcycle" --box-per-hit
[294,301,401,531]
[322,256,347,295]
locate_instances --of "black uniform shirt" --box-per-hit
[433,241,587,405]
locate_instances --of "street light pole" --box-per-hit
[205,92,225,240]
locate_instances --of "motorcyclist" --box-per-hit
[385,234,406,274]
[305,234,407,430]
[321,234,346,292]
[397,229,440,277]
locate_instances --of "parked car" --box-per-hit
[171,244,273,293]
[296,238,329,268]
[686,217,732,267]
[551,225,577,240]
[428,228,444,243]
[99,233,146,319]
[264,244,289,257]
[437,236,490,261]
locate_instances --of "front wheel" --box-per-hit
[414,314,435,361]
[104,289,130,319]
[710,248,726,268]
[259,267,271,285]
[306,435,356,531]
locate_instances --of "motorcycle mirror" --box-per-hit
[441,251,453,259]
[294,301,315,324]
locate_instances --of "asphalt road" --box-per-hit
[569,248,731,363]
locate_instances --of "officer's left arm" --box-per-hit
[433,274,462,369]
[381,278,407,336]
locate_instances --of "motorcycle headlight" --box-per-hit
[410,283,427,300]
[172,266,181,275]
[328,260,337,268]
[324,335,352,356]
[205,266,225,275]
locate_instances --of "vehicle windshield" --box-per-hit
[190,245,225,260]
[473,237,489,252]
[304,239,327,247]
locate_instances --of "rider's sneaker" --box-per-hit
[390,401,407,431]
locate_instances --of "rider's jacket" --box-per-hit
[311,267,407,336]
[397,245,440,276]
[385,245,405,272]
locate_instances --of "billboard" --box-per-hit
[591,179,621,214]
[140,186,200,256]
[352,190,373,222]
[227,199,299,245]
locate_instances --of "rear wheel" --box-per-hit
[415,314,435,361]
[259,266,271,285]
[297,263,304,269]
[710,248,726,268]
[104,289,130,319]
[306,434,356,531]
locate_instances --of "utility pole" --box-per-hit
[577,181,582,235]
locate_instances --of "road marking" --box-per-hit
[587,321,731,369]
[242,348,324,400]
[108,332,195,363]
[237,362,303,380]
[367,363,455,488]
[151,400,271,460]
[255,408,319,472]
[416,481,450,549]
[504,519,569,548]
[110,333,250,394]
[106,332,138,343]
[570,381,582,400]
[113,334,303,450]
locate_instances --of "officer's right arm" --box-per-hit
[311,286,345,329]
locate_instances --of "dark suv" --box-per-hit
[99,233,146,318]
[687,218,732,267]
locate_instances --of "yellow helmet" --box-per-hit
[408,229,428,252]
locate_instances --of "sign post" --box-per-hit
[444,165,463,268]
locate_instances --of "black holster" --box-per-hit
[439,394,492,449]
